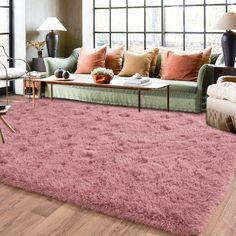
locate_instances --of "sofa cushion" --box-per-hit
[129,48,159,77]
[105,47,124,75]
[118,50,154,77]
[159,47,212,78]
[207,82,236,103]
[161,51,203,81]
[75,46,107,74]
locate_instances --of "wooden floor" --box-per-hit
[0,95,236,236]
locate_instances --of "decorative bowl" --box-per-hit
[92,74,113,84]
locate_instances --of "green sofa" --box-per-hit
[44,48,220,113]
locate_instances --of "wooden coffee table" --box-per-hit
[32,76,170,112]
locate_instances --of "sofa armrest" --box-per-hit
[44,48,80,76]
[197,64,215,95]
[217,76,236,83]
[196,64,214,110]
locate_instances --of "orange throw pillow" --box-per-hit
[105,47,124,75]
[161,51,203,81]
[202,47,212,64]
[159,47,212,78]
[75,47,107,74]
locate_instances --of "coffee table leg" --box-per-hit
[167,86,170,112]
[50,84,53,101]
[138,90,141,112]
[32,80,36,108]
[0,128,5,144]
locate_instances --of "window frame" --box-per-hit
[93,0,232,51]
[0,0,14,94]
[0,0,14,64]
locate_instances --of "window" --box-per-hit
[0,0,13,90]
[93,0,235,52]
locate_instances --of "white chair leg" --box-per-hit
[0,116,16,133]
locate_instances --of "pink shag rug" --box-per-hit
[0,100,236,236]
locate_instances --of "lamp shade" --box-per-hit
[37,17,67,31]
[214,12,236,30]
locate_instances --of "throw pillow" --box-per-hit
[105,47,124,75]
[161,51,203,81]
[202,47,212,64]
[75,46,107,74]
[159,47,212,78]
[118,50,154,77]
[129,48,159,77]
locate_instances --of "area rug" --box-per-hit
[0,100,236,236]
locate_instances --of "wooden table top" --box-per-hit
[32,75,170,91]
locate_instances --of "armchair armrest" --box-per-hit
[217,76,236,83]
[44,48,80,76]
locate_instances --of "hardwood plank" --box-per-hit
[31,196,63,218]
[1,211,44,236]
[200,178,236,236]
[209,182,236,236]
[23,204,89,236]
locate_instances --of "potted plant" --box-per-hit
[27,40,46,58]
[91,67,114,84]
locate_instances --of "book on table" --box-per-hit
[123,77,152,86]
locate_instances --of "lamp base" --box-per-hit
[46,30,58,58]
[222,30,236,67]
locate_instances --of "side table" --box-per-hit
[214,66,236,83]
[23,72,46,98]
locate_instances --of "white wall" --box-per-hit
[14,0,26,95]
[82,0,93,47]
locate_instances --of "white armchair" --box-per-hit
[0,45,31,143]
[207,76,236,133]
[0,45,31,104]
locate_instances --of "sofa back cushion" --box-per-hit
[161,51,203,81]
[159,47,212,78]
[75,46,107,74]
[129,48,159,77]
[118,50,154,77]
[105,47,124,75]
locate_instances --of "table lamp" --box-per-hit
[214,12,236,67]
[37,17,67,57]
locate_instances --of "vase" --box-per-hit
[92,74,113,84]
[54,68,65,78]
[63,70,70,79]
[37,50,43,58]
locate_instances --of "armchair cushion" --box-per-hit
[0,68,26,79]
[207,82,236,103]
[217,75,236,83]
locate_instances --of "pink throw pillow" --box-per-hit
[75,47,107,74]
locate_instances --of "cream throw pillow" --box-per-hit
[129,48,159,77]
[118,50,154,77]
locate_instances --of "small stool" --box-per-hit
[0,105,16,144]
